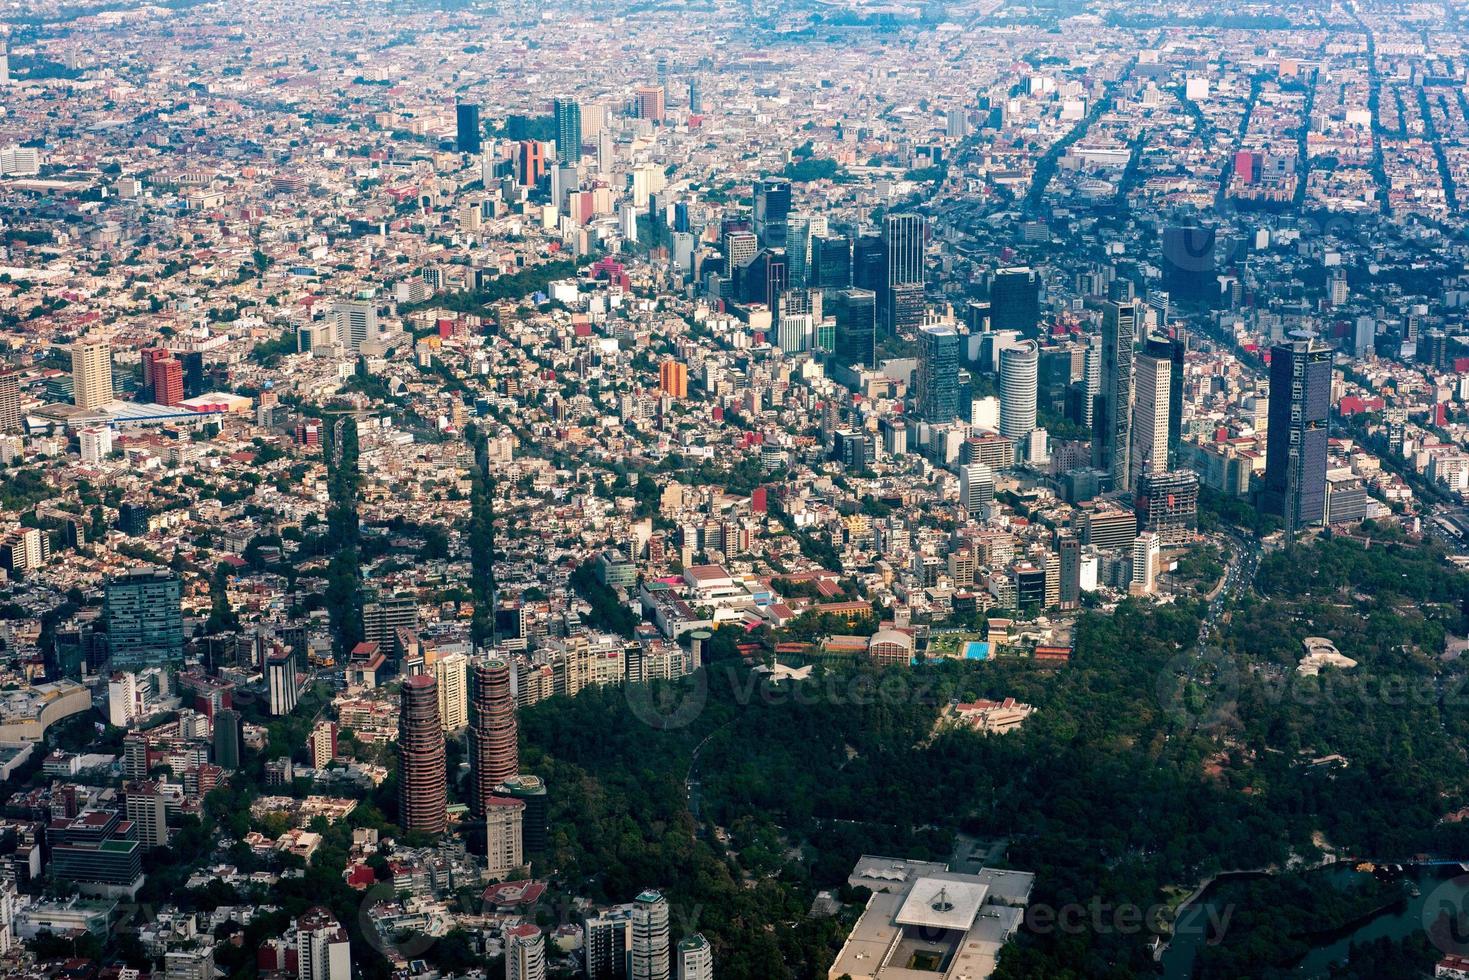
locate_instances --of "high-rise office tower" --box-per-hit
[810,235,852,292]
[631,890,671,980]
[469,660,519,817]
[505,924,546,980]
[1162,223,1217,304]
[656,57,670,100]
[517,140,546,186]
[687,77,702,114]
[753,178,792,250]
[992,267,1041,336]
[785,213,812,286]
[832,288,877,369]
[1263,331,1331,535]
[456,103,481,154]
[1081,333,1101,428]
[152,357,184,407]
[0,370,20,433]
[553,98,582,163]
[104,569,184,667]
[723,230,758,277]
[266,651,297,716]
[998,340,1038,442]
[916,325,961,423]
[883,213,926,333]
[399,675,447,835]
[1163,331,1188,468]
[1131,344,1171,486]
[634,86,665,122]
[213,708,243,770]
[1093,295,1139,490]
[332,301,377,352]
[72,336,113,410]
[434,653,469,731]
[959,463,995,515]
[852,234,886,293]
[495,775,548,860]
[1057,534,1081,609]
[675,934,713,980]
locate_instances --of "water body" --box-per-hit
[1160,864,1469,978]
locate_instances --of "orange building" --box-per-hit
[635,86,666,122]
[658,360,688,399]
[517,140,545,187]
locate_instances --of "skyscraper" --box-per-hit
[810,235,852,292]
[213,708,243,770]
[959,463,995,515]
[296,908,350,980]
[659,360,689,399]
[916,326,961,423]
[456,103,481,154]
[992,267,1041,336]
[631,891,671,980]
[1263,331,1332,535]
[753,178,792,250]
[484,796,525,879]
[0,370,20,433]
[399,675,447,835]
[553,97,581,163]
[832,288,877,370]
[435,653,468,731]
[1093,296,1139,491]
[1162,223,1217,305]
[517,140,546,186]
[675,934,714,980]
[72,336,113,410]
[1131,344,1171,486]
[998,340,1038,442]
[634,86,665,122]
[152,357,184,407]
[883,213,926,333]
[469,660,519,817]
[267,651,297,716]
[1057,534,1081,610]
[333,301,378,351]
[104,569,184,667]
[687,77,702,114]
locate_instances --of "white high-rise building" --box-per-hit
[78,426,113,464]
[959,463,995,515]
[108,672,140,727]
[296,908,350,980]
[998,340,1038,441]
[631,890,671,980]
[1131,531,1160,595]
[1131,351,1171,487]
[435,653,469,731]
[504,924,546,980]
[675,933,713,980]
[970,395,999,431]
[332,301,378,351]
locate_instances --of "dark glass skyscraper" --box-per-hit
[1162,223,1217,305]
[456,103,481,154]
[753,178,792,249]
[832,288,877,369]
[883,212,926,333]
[991,267,1040,336]
[1092,296,1139,491]
[104,569,184,667]
[1263,331,1331,535]
[553,97,581,163]
[810,235,852,292]
[916,325,961,423]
